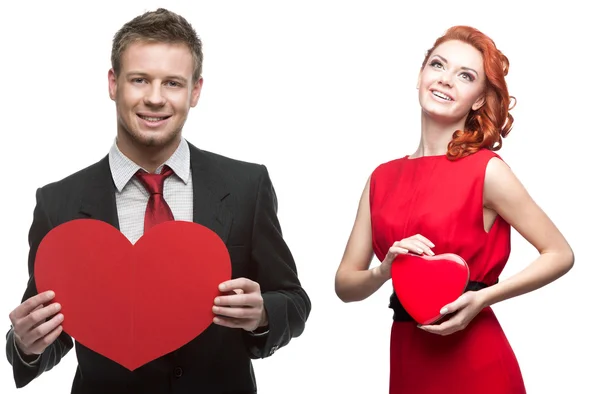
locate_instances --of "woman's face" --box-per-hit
[417,39,487,123]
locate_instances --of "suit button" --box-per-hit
[174,367,183,378]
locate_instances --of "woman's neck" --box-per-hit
[411,111,466,158]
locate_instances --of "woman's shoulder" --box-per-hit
[371,155,410,177]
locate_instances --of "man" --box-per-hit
[5,8,310,394]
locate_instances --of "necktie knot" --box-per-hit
[135,166,174,196]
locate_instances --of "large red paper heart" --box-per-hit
[391,253,469,325]
[34,219,231,371]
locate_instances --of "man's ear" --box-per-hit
[108,68,118,101]
[190,77,203,108]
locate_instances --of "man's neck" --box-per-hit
[116,134,181,173]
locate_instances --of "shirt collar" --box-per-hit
[108,138,191,192]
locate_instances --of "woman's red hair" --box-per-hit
[422,26,516,160]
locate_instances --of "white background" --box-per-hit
[1,1,598,393]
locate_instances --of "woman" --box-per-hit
[334,26,574,393]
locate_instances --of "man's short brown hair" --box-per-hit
[111,8,203,82]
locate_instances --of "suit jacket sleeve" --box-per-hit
[244,165,311,358]
[5,187,74,388]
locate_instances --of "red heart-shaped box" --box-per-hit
[34,219,231,371]
[391,253,469,325]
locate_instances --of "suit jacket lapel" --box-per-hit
[189,143,232,244]
[78,156,120,229]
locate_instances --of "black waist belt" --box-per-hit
[390,280,496,323]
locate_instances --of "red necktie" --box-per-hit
[135,165,175,233]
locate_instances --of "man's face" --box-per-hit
[108,41,202,150]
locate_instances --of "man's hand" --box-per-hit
[212,278,268,332]
[9,290,64,357]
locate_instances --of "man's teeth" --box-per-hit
[433,91,452,101]
[140,116,168,121]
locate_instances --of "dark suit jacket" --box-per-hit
[5,142,311,394]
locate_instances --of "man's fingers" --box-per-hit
[218,278,260,293]
[23,303,61,332]
[13,303,61,335]
[27,305,45,330]
[28,325,64,354]
[213,306,256,319]
[10,291,55,322]
[21,313,64,347]
[214,293,260,307]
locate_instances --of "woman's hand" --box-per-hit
[375,234,435,279]
[418,291,486,336]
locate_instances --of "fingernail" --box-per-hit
[218,284,225,291]
[213,306,219,313]
[57,314,64,321]
[214,298,220,305]
[55,303,61,311]
[47,291,55,298]
[440,307,448,314]
[416,248,423,254]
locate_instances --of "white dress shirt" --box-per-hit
[109,138,194,244]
